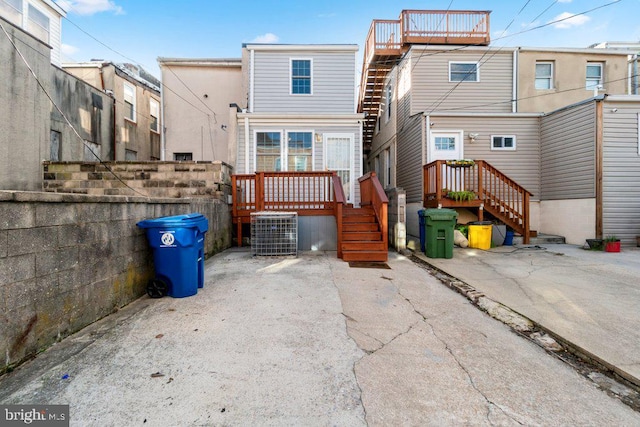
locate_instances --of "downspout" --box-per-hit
[249,48,255,113]
[512,49,518,113]
[595,98,604,239]
[244,116,250,173]
[160,70,166,160]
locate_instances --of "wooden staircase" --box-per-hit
[423,160,532,244]
[341,205,387,262]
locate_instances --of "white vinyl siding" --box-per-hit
[252,51,356,113]
[396,114,424,202]
[409,47,512,115]
[540,102,596,200]
[432,115,541,200]
[602,103,640,244]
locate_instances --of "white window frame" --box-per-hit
[324,133,355,203]
[150,98,160,132]
[449,61,479,83]
[535,61,554,90]
[384,82,392,123]
[290,58,313,96]
[384,147,391,187]
[285,130,315,172]
[123,82,136,123]
[254,130,283,172]
[490,135,517,151]
[0,0,23,27]
[586,62,603,90]
[27,3,49,44]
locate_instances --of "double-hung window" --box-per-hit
[491,135,516,151]
[150,99,160,132]
[291,59,312,94]
[384,83,392,122]
[123,82,136,122]
[287,132,312,171]
[27,4,49,44]
[1,0,23,27]
[449,62,479,82]
[256,132,282,171]
[535,62,554,90]
[586,62,603,90]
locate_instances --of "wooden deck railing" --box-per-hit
[423,160,531,243]
[401,10,490,45]
[332,174,346,259]
[359,171,389,250]
[231,171,344,246]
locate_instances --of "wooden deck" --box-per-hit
[423,160,532,243]
[231,171,388,261]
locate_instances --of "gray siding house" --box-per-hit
[233,44,363,206]
[361,10,638,248]
[231,44,365,251]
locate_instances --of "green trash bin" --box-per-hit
[424,208,458,259]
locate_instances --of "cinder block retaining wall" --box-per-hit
[42,161,232,199]
[0,191,231,373]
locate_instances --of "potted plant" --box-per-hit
[445,159,475,168]
[585,238,603,250]
[604,235,621,253]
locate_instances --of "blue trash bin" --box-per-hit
[137,213,208,298]
[418,210,427,253]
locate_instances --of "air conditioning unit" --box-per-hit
[250,212,298,256]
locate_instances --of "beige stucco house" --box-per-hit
[157,58,243,163]
[63,61,162,160]
[516,47,629,112]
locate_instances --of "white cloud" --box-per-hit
[251,33,279,43]
[550,12,590,29]
[61,43,78,56]
[557,0,573,3]
[58,0,124,16]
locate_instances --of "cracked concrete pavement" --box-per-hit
[420,244,640,388]
[1,248,639,426]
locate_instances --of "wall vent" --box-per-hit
[250,212,298,256]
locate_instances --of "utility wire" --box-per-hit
[429,73,638,113]
[0,21,149,198]
[62,16,220,120]
[424,0,533,115]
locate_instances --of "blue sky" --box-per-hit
[57,0,640,78]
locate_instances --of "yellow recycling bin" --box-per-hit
[468,221,492,250]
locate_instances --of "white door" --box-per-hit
[429,131,465,191]
[324,133,354,203]
[429,131,464,162]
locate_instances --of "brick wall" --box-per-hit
[42,161,232,199]
[0,190,231,373]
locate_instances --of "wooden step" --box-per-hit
[342,231,382,241]
[343,214,376,223]
[342,250,388,262]
[342,241,386,252]
[342,222,379,232]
